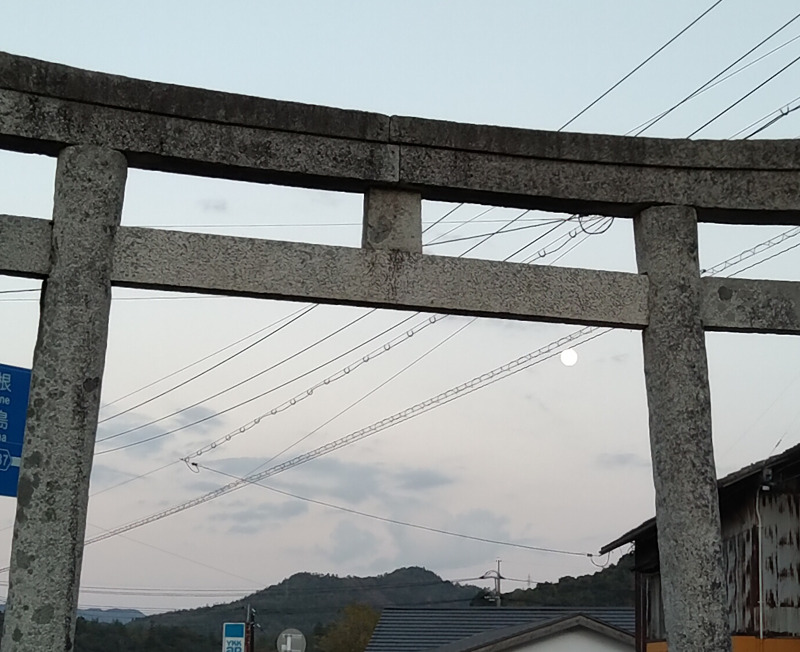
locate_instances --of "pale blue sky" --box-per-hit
[2,0,800,615]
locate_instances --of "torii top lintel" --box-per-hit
[1,51,800,224]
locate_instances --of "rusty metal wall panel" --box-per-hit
[722,524,757,634]
[644,573,666,641]
[635,488,800,639]
[721,495,759,635]
[761,493,800,635]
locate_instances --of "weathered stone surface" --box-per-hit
[0,90,398,190]
[111,227,648,328]
[1,52,800,221]
[390,115,800,169]
[0,51,389,141]
[0,215,50,278]
[634,205,730,652]
[362,188,422,253]
[4,214,800,336]
[702,277,800,334]
[1,146,126,652]
[397,145,800,223]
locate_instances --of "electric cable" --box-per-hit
[559,0,725,131]
[423,215,571,248]
[95,311,432,455]
[0,287,39,295]
[457,209,531,257]
[73,327,607,551]
[729,92,800,138]
[422,203,465,235]
[100,304,314,411]
[195,463,593,558]
[238,319,475,477]
[424,206,495,245]
[99,304,317,424]
[632,10,800,136]
[742,99,800,139]
[98,209,594,455]
[90,220,588,475]
[631,32,800,136]
[688,50,800,138]
[96,306,371,443]
[726,240,800,277]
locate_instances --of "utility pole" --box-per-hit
[244,604,256,652]
[481,560,503,607]
[495,560,502,607]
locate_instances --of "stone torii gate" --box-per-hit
[1,52,800,652]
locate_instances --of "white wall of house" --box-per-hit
[510,628,632,652]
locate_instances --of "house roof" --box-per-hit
[365,607,635,652]
[599,441,800,555]
[427,614,634,652]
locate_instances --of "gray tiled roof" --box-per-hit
[366,607,635,652]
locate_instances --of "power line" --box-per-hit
[741,97,800,139]
[726,240,800,277]
[92,220,595,493]
[95,311,435,454]
[729,92,800,138]
[458,209,530,257]
[77,327,606,550]
[239,318,475,478]
[423,215,571,247]
[632,10,800,136]
[700,225,800,276]
[688,50,800,138]
[196,464,593,558]
[99,304,317,424]
[189,221,613,471]
[559,0,725,131]
[101,305,314,411]
[0,287,39,295]
[422,204,465,235]
[97,304,372,443]
[423,206,497,246]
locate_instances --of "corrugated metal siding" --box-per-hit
[761,492,800,635]
[642,491,800,640]
[643,574,664,642]
[366,607,635,652]
[721,504,758,635]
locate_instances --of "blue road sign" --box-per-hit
[0,363,31,498]
[222,622,245,652]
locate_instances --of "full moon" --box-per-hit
[560,348,578,367]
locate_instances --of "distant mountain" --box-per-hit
[0,603,144,624]
[138,566,479,649]
[78,608,145,624]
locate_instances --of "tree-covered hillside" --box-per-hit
[139,566,478,648]
[501,553,635,607]
[0,557,635,651]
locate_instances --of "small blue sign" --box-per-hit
[0,363,31,498]
[222,622,245,652]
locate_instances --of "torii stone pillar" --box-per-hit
[635,205,730,652]
[1,146,127,652]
